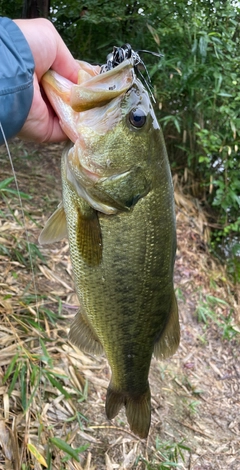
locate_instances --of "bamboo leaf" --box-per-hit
[45,371,71,398]
[49,437,89,462]
[27,443,48,467]
[2,353,19,384]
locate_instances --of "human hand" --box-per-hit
[13,18,80,143]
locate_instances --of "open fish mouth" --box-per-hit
[41,58,135,141]
[70,58,135,111]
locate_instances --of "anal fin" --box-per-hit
[69,310,103,355]
[154,292,180,360]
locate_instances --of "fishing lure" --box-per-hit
[100,43,163,102]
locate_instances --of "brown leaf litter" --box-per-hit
[0,140,239,470]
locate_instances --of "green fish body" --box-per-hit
[40,59,180,438]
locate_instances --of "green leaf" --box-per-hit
[49,437,89,462]
[45,371,71,398]
[8,362,21,396]
[0,177,14,189]
[2,353,19,384]
[20,362,27,411]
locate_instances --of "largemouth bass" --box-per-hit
[39,55,180,438]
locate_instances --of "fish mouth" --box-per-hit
[41,58,135,142]
[42,58,134,110]
[70,58,135,112]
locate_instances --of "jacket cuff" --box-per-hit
[0,17,35,144]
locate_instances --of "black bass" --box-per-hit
[39,56,180,438]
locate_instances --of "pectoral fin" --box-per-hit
[75,204,102,266]
[154,292,180,359]
[38,202,67,244]
[69,310,103,355]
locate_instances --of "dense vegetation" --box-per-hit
[1,0,240,281]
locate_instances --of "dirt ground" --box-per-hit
[0,140,239,470]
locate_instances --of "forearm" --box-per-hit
[0,17,35,145]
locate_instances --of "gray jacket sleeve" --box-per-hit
[0,17,35,145]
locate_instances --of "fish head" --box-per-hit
[72,78,160,172]
[42,59,161,214]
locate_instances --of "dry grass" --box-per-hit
[0,140,239,470]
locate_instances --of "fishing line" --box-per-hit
[100,44,161,103]
[0,121,42,403]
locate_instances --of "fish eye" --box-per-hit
[129,108,147,128]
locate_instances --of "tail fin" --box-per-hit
[105,383,151,439]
